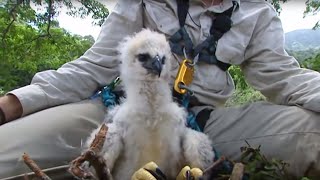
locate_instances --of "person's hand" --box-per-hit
[0,94,23,125]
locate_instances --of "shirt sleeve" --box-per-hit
[241,4,320,112]
[9,0,144,116]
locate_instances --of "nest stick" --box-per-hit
[229,163,244,180]
[203,156,226,175]
[22,153,52,180]
[69,124,112,180]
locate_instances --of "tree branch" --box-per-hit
[46,0,53,37]
[1,0,24,45]
[69,124,112,180]
[229,163,244,180]
[202,156,226,177]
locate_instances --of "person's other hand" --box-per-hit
[0,94,22,125]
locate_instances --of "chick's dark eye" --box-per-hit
[137,53,150,62]
[161,56,166,64]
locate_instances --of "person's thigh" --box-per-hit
[204,101,320,178]
[0,99,106,179]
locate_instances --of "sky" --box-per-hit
[279,1,320,33]
[55,0,320,40]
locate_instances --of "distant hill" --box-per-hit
[285,29,320,51]
[284,29,320,61]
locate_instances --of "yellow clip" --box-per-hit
[174,59,195,94]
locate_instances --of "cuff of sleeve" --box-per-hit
[7,84,49,116]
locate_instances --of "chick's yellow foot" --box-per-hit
[176,166,203,180]
[131,162,167,180]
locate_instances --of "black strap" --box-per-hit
[177,0,189,27]
[169,27,194,57]
[195,108,213,131]
[210,4,234,35]
[172,0,236,71]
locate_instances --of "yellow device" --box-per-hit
[174,59,195,94]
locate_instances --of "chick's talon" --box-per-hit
[132,162,167,180]
[176,166,203,180]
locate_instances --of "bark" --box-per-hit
[69,124,113,180]
[229,163,245,180]
[22,153,52,180]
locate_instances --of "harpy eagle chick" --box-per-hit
[86,29,214,179]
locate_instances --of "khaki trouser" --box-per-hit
[0,100,319,179]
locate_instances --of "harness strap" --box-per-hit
[171,1,237,132]
[169,27,194,57]
[170,0,236,71]
[177,0,189,27]
[195,108,213,132]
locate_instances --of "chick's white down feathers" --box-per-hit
[86,29,214,179]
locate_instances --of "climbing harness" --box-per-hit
[170,1,239,176]
[170,0,236,72]
[171,0,237,132]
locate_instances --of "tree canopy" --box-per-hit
[0,0,107,93]
[271,0,320,28]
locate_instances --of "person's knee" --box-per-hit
[294,133,320,178]
[0,99,106,178]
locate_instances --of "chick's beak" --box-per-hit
[151,55,162,77]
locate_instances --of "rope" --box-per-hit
[90,77,121,108]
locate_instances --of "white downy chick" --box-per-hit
[86,29,214,180]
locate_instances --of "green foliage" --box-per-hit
[3,0,108,27]
[228,65,248,90]
[0,1,98,92]
[227,49,320,107]
[209,142,310,179]
[225,88,266,107]
[227,66,266,106]
[271,0,319,29]
[240,142,292,180]
[64,0,109,26]
[287,48,320,61]
[270,0,288,14]
[0,88,4,96]
[300,53,320,71]
[304,0,320,29]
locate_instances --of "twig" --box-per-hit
[229,163,244,180]
[1,0,24,45]
[23,174,29,180]
[1,0,53,49]
[2,19,15,42]
[46,0,53,37]
[203,156,226,175]
[90,123,108,151]
[22,153,52,180]
[244,140,269,162]
[69,124,112,180]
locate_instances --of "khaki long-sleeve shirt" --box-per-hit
[10,0,320,116]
